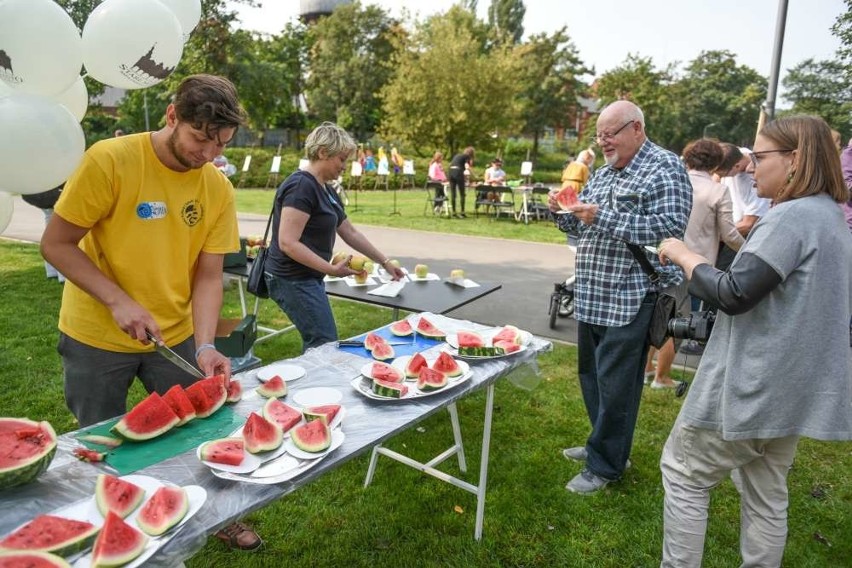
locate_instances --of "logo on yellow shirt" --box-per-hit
[181,199,204,226]
[136,202,167,219]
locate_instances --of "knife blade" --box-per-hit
[251,454,304,478]
[338,340,413,347]
[146,331,205,378]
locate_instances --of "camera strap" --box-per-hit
[625,242,661,286]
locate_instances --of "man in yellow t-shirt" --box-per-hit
[42,75,246,427]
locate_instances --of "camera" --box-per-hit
[667,310,716,342]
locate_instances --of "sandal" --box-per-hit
[215,522,263,551]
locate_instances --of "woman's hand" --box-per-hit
[329,254,358,278]
[386,264,406,281]
[658,238,690,266]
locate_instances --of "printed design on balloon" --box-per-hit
[119,44,178,88]
[0,50,21,86]
[136,201,167,220]
[181,200,203,227]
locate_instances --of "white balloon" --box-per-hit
[0,191,13,235]
[0,93,85,195]
[51,76,88,122]
[157,0,202,42]
[0,0,83,96]
[0,80,11,98]
[82,0,184,90]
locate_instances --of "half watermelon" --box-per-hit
[0,418,57,491]
[111,392,180,441]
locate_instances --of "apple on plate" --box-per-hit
[353,271,369,284]
[450,269,465,280]
[414,264,429,278]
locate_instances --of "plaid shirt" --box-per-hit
[557,139,692,326]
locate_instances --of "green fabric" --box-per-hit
[78,407,243,475]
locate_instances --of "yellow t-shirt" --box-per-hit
[55,133,240,352]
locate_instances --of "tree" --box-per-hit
[782,58,852,140]
[487,0,526,44]
[831,0,852,77]
[304,2,401,140]
[379,7,523,156]
[516,28,591,159]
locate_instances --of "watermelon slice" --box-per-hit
[0,418,57,491]
[370,362,402,383]
[555,185,580,210]
[388,319,413,336]
[0,515,99,558]
[199,438,244,466]
[95,474,145,519]
[416,317,445,340]
[77,434,122,449]
[404,353,428,379]
[371,342,395,361]
[417,368,448,392]
[225,380,242,403]
[304,404,341,427]
[111,392,179,441]
[290,420,331,453]
[491,325,522,345]
[256,375,287,399]
[363,332,385,351]
[73,448,106,462]
[136,486,188,537]
[493,339,522,353]
[162,385,196,426]
[456,330,484,348]
[431,352,463,377]
[192,375,228,415]
[183,383,213,418]
[242,412,283,453]
[372,378,408,398]
[0,551,71,567]
[261,399,303,434]
[91,511,147,568]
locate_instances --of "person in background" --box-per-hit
[550,100,692,494]
[21,185,65,282]
[645,139,743,389]
[448,146,475,218]
[657,114,852,567]
[484,158,507,186]
[838,137,852,234]
[561,148,596,193]
[264,122,405,352]
[428,151,449,212]
[40,75,262,551]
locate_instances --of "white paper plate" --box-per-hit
[256,363,306,383]
[284,428,345,460]
[351,366,473,402]
[197,443,261,474]
[292,387,343,407]
[232,405,345,445]
[444,329,530,360]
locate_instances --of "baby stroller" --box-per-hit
[548,274,575,329]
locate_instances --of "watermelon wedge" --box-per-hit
[0,514,99,558]
[199,438,244,466]
[492,325,522,345]
[111,392,179,441]
[95,474,145,519]
[0,418,57,491]
[372,378,408,398]
[371,342,395,361]
[162,385,196,426]
[290,420,331,453]
[242,413,283,453]
[456,330,484,348]
[431,352,463,377]
[371,362,403,383]
[494,339,522,353]
[77,434,123,449]
[261,399,303,434]
[363,332,386,351]
[555,185,580,210]
[91,512,147,568]
[256,375,287,399]
[193,375,228,414]
[417,368,448,392]
[226,380,243,403]
[304,405,341,427]
[136,486,188,537]
[0,551,72,567]
[416,317,445,340]
[404,353,428,379]
[389,319,413,336]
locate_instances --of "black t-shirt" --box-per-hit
[266,170,347,279]
[448,153,470,176]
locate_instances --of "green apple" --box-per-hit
[349,255,367,271]
[414,264,429,278]
[450,269,465,280]
[387,259,401,269]
[364,260,375,274]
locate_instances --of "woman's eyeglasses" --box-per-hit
[749,150,791,167]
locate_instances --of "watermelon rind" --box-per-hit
[91,511,147,568]
[199,438,245,466]
[417,368,449,392]
[77,435,123,449]
[256,376,288,399]
[95,474,146,519]
[242,413,283,453]
[371,342,395,361]
[389,320,413,336]
[404,353,428,379]
[458,345,506,357]
[416,317,445,339]
[261,399,303,434]
[432,352,463,377]
[0,418,57,491]
[372,378,408,398]
[493,339,522,354]
[110,392,180,441]
[0,514,98,559]
[0,550,72,567]
[291,420,331,453]
[136,486,189,537]
[303,405,341,427]
[162,385,197,426]
[226,380,243,403]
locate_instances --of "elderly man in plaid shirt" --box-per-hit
[550,100,692,494]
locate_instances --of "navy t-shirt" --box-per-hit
[265,170,347,279]
[449,152,470,175]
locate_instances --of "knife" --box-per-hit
[251,454,304,478]
[338,340,414,347]
[146,331,205,378]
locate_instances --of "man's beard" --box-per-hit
[604,151,618,166]
[167,129,200,170]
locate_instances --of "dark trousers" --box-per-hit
[577,292,655,480]
[448,174,466,213]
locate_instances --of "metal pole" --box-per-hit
[143,91,150,131]
[764,0,789,122]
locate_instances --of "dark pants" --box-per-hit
[266,274,337,352]
[577,292,655,480]
[448,174,466,213]
[59,333,199,427]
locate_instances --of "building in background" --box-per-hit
[299,0,352,24]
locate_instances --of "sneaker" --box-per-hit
[215,522,263,551]
[566,469,610,494]
[680,340,705,355]
[650,379,686,390]
[562,447,631,468]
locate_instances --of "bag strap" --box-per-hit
[260,200,275,243]
[625,242,660,285]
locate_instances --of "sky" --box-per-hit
[229,0,846,105]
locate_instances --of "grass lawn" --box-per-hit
[1,240,850,567]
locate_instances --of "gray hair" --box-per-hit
[304,122,357,161]
[602,100,645,129]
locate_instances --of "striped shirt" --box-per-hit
[557,139,692,326]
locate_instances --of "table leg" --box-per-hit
[474,383,495,541]
[447,402,467,473]
[363,444,381,488]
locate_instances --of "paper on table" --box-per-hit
[367,281,405,297]
[445,277,480,288]
[408,272,441,282]
[344,276,377,287]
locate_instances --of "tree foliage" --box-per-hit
[487,0,526,44]
[782,58,852,140]
[831,0,852,76]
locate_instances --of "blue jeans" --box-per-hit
[576,292,655,480]
[265,274,337,352]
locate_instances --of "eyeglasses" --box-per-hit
[749,149,791,167]
[595,120,635,144]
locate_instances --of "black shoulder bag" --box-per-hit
[246,202,275,299]
[626,242,677,349]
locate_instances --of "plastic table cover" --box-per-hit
[0,313,551,567]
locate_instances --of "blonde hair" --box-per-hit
[760,115,847,204]
[430,151,443,164]
[304,122,357,161]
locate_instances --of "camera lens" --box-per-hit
[666,317,692,339]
